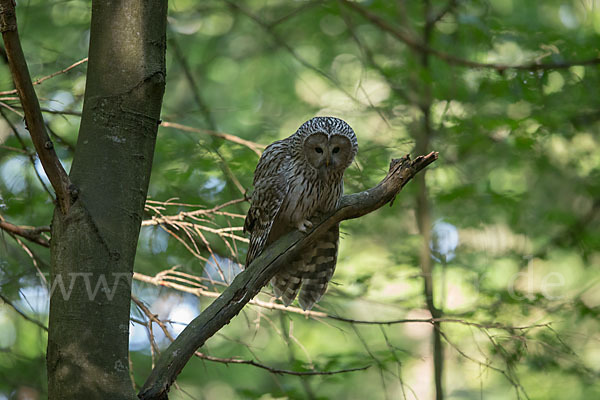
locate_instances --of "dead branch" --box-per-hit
[426,0,459,28]
[133,270,551,332]
[138,151,438,400]
[0,0,73,213]
[0,57,88,96]
[161,121,265,156]
[0,216,50,247]
[193,352,369,376]
[225,0,390,123]
[142,198,248,268]
[0,144,26,153]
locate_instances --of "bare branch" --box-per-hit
[38,108,82,116]
[266,0,322,28]
[341,0,600,72]
[226,0,390,122]
[134,269,552,334]
[0,143,26,153]
[2,229,48,286]
[132,295,369,378]
[0,57,88,96]
[0,216,50,247]
[437,327,530,399]
[0,108,55,199]
[145,197,246,219]
[138,151,438,399]
[133,271,219,299]
[426,0,459,28]
[142,197,248,264]
[160,121,264,156]
[168,37,217,130]
[0,292,48,331]
[0,0,73,213]
[193,352,370,376]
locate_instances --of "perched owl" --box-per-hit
[244,116,358,310]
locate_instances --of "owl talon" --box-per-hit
[297,219,313,233]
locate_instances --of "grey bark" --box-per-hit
[47,1,167,399]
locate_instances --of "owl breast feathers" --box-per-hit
[244,116,358,310]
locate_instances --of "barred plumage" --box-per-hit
[244,116,358,310]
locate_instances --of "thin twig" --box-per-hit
[161,121,264,156]
[133,270,552,334]
[0,216,50,247]
[195,352,369,376]
[426,0,459,28]
[38,108,82,116]
[0,144,27,153]
[0,57,88,96]
[0,108,55,199]
[437,327,530,399]
[0,0,73,213]
[0,100,22,116]
[142,198,249,263]
[131,296,368,377]
[146,197,246,218]
[267,0,322,28]
[0,292,48,331]
[168,37,216,130]
[341,0,600,72]
[226,0,389,122]
[167,38,253,197]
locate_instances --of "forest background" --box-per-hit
[0,0,599,399]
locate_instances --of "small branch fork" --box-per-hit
[0,0,73,214]
[142,198,247,279]
[138,151,438,400]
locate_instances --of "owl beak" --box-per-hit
[325,154,331,167]
[318,164,328,180]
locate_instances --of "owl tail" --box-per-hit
[271,243,314,305]
[271,225,340,310]
[297,224,339,310]
[271,270,302,307]
[270,224,339,310]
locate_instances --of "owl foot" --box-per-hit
[297,219,313,233]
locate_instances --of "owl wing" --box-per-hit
[244,141,290,268]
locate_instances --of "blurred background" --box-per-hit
[0,0,599,399]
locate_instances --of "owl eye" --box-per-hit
[332,147,340,154]
[315,147,323,154]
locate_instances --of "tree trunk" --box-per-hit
[47,1,167,399]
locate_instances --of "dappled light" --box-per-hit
[1,1,599,399]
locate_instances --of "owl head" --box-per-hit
[294,117,358,178]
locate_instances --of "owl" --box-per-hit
[244,116,358,310]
